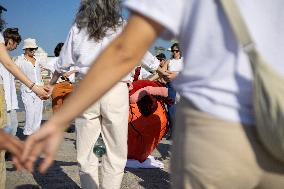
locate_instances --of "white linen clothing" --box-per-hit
[76,82,129,189]
[59,24,130,188]
[139,51,160,79]
[15,54,44,91]
[125,0,284,125]
[56,24,127,81]
[0,64,18,111]
[168,58,183,72]
[15,54,43,135]
[21,91,43,135]
[44,57,77,83]
[0,33,4,85]
[57,25,157,82]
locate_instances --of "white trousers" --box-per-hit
[6,109,18,136]
[76,82,129,189]
[21,91,43,135]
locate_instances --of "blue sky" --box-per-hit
[1,0,171,58]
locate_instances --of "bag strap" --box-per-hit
[219,0,256,54]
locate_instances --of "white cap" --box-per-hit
[22,38,38,50]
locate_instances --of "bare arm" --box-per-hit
[49,70,61,85]
[0,44,49,98]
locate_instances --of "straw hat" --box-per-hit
[22,38,38,50]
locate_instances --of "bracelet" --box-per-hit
[29,82,35,90]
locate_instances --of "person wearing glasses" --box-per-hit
[163,43,183,139]
[15,38,45,136]
[0,28,22,137]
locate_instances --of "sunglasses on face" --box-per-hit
[171,49,180,53]
[28,48,38,52]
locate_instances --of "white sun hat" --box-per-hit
[22,38,38,50]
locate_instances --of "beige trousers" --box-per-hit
[171,98,284,189]
[0,85,6,188]
[76,82,129,189]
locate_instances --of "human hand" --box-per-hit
[46,84,55,97]
[21,121,66,173]
[163,70,177,82]
[32,85,50,100]
[0,130,24,170]
[63,70,77,78]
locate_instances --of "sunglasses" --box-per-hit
[28,48,38,52]
[171,49,180,53]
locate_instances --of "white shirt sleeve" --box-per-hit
[55,25,77,73]
[140,51,160,72]
[0,33,4,44]
[124,0,188,39]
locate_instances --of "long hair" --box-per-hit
[75,0,123,41]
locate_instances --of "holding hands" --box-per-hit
[1,120,66,173]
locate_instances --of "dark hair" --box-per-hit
[54,42,64,57]
[3,28,21,45]
[171,43,182,59]
[75,0,123,41]
[156,53,166,60]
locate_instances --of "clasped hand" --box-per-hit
[0,120,65,173]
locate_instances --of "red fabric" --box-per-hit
[128,99,168,162]
[129,80,168,103]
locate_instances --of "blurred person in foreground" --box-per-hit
[0,10,48,188]
[22,0,284,189]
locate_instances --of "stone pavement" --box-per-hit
[5,109,171,189]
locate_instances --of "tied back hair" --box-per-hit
[75,0,123,41]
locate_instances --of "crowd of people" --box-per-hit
[1,0,284,189]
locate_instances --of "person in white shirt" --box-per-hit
[0,28,21,136]
[0,10,48,188]
[164,43,183,140]
[15,38,44,136]
[47,1,129,188]
[22,0,284,188]
[44,42,77,112]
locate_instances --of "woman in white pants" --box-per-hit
[15,38,44,136]
[48,1,129,188]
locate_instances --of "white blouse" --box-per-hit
[15,54,44,93]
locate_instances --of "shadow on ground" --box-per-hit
[126,167,170,189]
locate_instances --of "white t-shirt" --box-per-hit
[168,58,183,72]
[125,0,284,125]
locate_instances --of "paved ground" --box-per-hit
[5,101,171,189]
